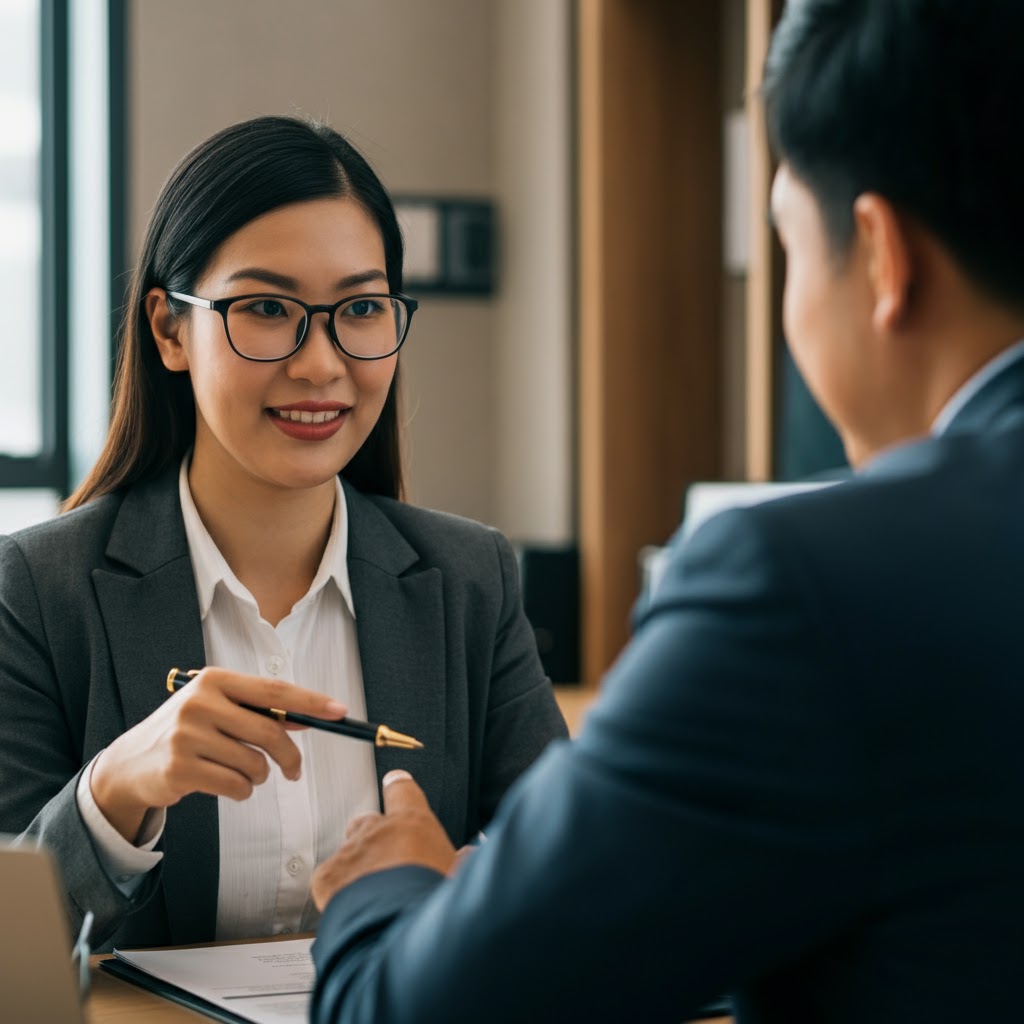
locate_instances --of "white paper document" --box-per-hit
[113,937,315,1024]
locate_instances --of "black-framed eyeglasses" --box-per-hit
[166,291,418,362]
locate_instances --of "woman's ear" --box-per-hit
[145,288,190,372]
[852,193,913,335]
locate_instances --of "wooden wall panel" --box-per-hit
[579,0,724,684]
[744,0,786,481]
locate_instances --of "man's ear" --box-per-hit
[145,288,190,372]
[852,193,912,334]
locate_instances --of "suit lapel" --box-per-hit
[344,483,448,819]
[92,470,217,944]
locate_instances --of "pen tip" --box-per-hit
[377,725,424,750]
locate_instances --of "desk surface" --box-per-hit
[88,957,208,1022]
[552,683,596,735]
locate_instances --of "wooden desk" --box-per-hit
[88,955,207,1022]
[552,683,598,735]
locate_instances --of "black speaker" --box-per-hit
[516,544,580,684]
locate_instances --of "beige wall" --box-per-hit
[128,0,504,522]
[492,0,573,543]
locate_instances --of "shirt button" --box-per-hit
[286,856,302,876]
[267,655,284,675]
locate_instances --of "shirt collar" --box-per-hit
[178,455,355,621]
[930,339,1024,437]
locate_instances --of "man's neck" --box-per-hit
[845,318,1024,468]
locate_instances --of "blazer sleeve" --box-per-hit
[310,507,875,1023]
[476,528,568,823]
[0,535,159,946]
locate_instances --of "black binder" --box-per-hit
[99,957,253,1024]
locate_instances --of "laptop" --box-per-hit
[0,841,86,1024]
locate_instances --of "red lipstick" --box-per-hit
[267,401,350,442]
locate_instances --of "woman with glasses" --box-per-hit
[0,115,567,951]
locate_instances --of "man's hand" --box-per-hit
[312,770,458,911]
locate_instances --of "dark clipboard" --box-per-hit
[684,995,733,1021]
[98,956,253,1024]
[100,955,730,1024]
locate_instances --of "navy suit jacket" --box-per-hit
[311,355,1024,1023]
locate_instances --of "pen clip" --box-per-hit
[166,667,200,693]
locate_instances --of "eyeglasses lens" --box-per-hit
[226,295,406,360]
[333,296,407,358]
[226,297,308,360]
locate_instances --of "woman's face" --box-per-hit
[151,197,397,495]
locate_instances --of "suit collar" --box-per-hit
[104,468,191,573]
[864,350,1024,480]
[940,341,1024,437]
[342,478,420,576]
[106,471,420,578]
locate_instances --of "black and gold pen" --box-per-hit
[166,668,423,750]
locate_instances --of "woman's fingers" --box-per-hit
[185,727,272,788]
[205,699,303,781]
[197,668,348,721]
[172,757,260,804]
[92,667,338,841]
[176,667,348,780]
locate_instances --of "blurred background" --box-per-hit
[0,0,843,686]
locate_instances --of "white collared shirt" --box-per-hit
[930,339,1024,436]
[78,459,379,939]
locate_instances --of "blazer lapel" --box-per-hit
[91,470,217,944]
[344,483,448,820]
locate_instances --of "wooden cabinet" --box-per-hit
[577,0,783,683]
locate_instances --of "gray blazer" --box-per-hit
[0,471,567,950]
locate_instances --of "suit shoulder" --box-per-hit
[711,431,1022,580]
[360,495,510,567]
[1,493,122,576]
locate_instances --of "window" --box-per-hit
[0,0,67,529]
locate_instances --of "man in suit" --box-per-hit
[308,1,1024,1019]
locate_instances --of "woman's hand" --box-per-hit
[90,667,347,843]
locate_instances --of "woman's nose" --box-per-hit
[287,312,347,383]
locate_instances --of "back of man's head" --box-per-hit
[763,0,1024,314]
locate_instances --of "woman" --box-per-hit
[0,115,566,950]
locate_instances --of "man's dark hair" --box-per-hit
[763,0,1024,311]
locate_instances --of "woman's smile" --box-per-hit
[267,400,351,441]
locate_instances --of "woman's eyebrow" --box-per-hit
[223,267,388,292]
[225,267,299,290]
[335,270,389,291]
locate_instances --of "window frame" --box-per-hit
[0,0,127,500]
[0,0,69,493]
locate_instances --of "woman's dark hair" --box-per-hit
[762,0,1024,312]
[65,115,406,510]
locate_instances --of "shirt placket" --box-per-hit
[259,622,315,935]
